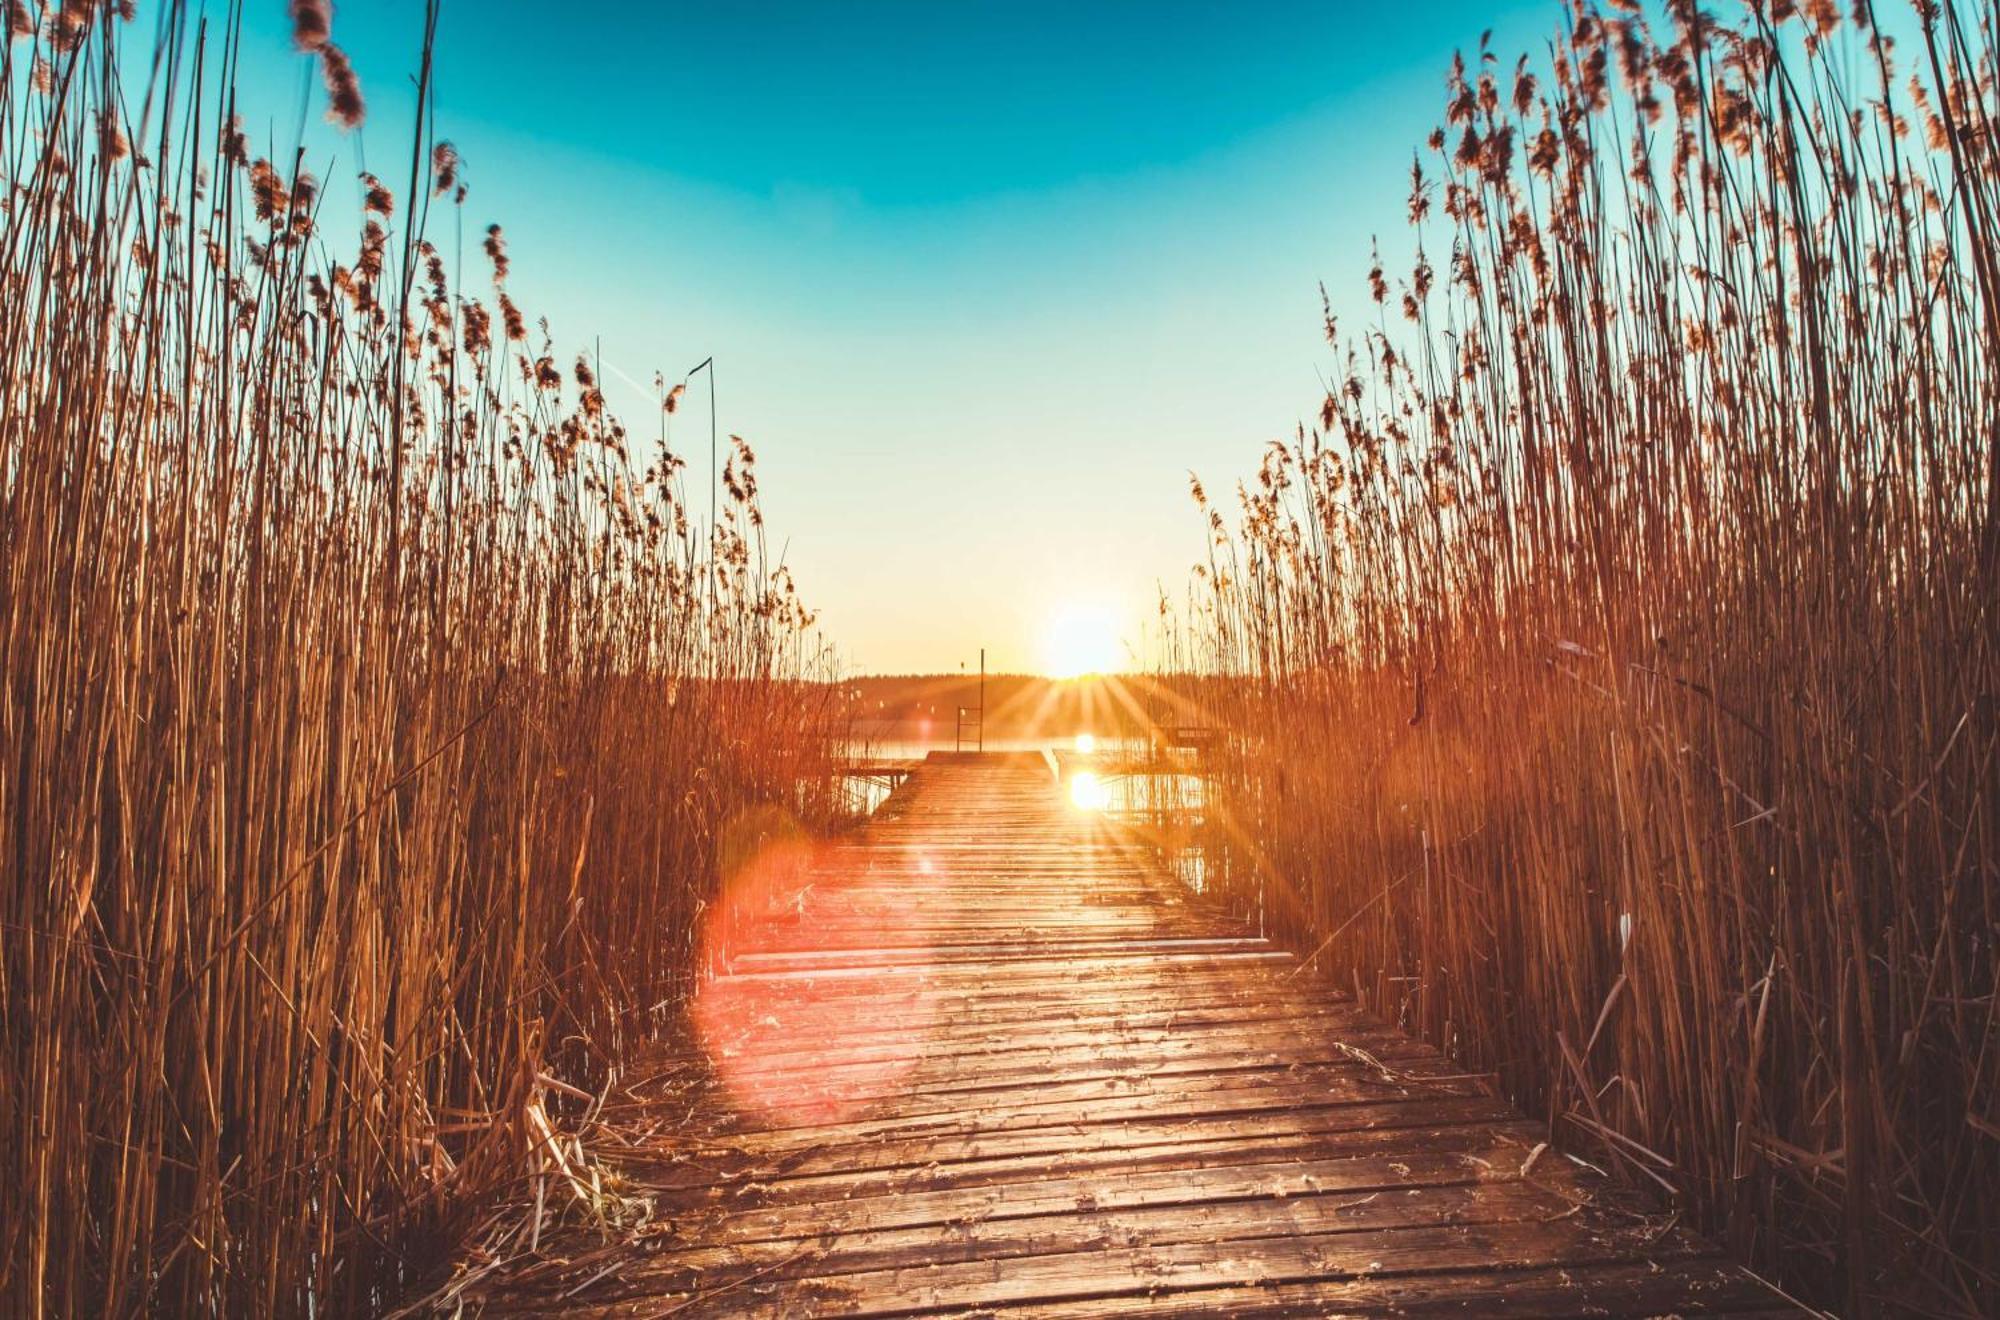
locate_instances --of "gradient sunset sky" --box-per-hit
[227,1,1555,674]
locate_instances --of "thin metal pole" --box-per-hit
[979,648,986,752]
[707,363,716,540]
[686,356,716,609]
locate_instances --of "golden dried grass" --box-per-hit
[1166,2,2000,1312]
[0,4,841,1313]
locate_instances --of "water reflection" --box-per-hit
[839,774,898,815]
[1168,846,1210,894]
[822,746,1233,916]
[826,741,1223,911]
[1068,770,1112,811]
[1053,763,1220,900]
[1063,770,1208,816]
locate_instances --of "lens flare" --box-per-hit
[1075,732,1097,754]
[690,823,937,1126]
[1068,771,1112,811]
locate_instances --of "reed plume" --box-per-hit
[318,41,363,129]
[1167,1,2000,1312]
[288,0,330,51]
[431,140,460,196]
[0,5,843,1314]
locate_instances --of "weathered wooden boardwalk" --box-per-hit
[470,757,1798,1317]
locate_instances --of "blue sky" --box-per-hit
[227,1,1556,673]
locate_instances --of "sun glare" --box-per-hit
[1041,603,1122,678]
[1075,732,1097,754]
[1068,771,1112,811]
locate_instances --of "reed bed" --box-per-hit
[0,4,841,1314]
[1165,0,2000,1312]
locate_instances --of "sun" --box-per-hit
[1040,603,1123,678]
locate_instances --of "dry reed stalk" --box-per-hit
[1163,2,2000,1313]
[0,5,842,1314]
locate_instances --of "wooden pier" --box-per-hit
[468,757,1798,1316]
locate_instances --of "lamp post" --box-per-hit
[686,356,716,612]
[686,356,716,545]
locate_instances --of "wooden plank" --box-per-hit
[688,1024,1468,1090]
[626,1109,1544,1198]
[464,758,1799,1318]
[924,1261,1795,1319]
[677,1148,1541,1245]
[589,1183,1643,1301]
[539,1219,1724,1317]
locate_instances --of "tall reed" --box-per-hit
[0,4,840,1313]
[1168,1,2000,1312]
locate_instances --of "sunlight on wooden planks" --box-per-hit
[465,758,1800,1317]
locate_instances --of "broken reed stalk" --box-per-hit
[1165,1,2000,1313]
[0,5,841,1314]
